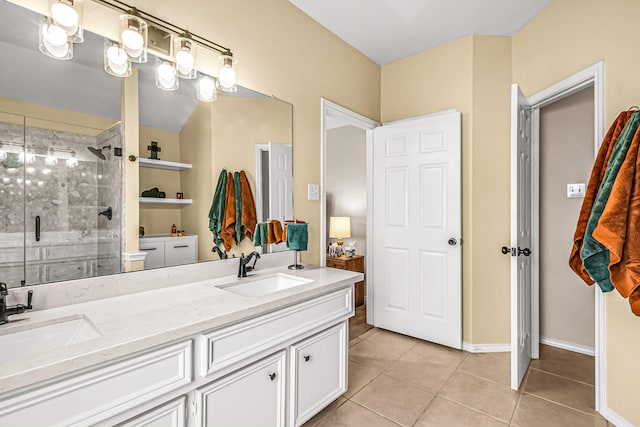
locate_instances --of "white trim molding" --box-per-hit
[462,342,510,353]
[601,407,635,427]
[540,337,595,357]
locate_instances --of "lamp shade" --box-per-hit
[329,217,351,239]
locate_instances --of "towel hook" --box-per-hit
[629,105,639,111]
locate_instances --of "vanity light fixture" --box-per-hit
[216,52,238,92]
[174,33,197,79]
[45,148,58,166]
[39,16,73,60]
[104,40,131,77]
[66,151,78,168]
[48,0,84,42]
[155,59,178,91]
[197,75,217,102]
[120,10,148,63]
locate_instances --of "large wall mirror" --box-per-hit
[0,0,293,288]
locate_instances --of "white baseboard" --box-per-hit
[540,337,595,357]
[601,406,635,427]
[462,342,510,353]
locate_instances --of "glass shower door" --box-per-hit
[0,111,26,288]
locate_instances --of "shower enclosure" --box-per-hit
[0,114,124,288]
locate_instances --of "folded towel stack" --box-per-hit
[253,220,284,246]
[141,187,166,198]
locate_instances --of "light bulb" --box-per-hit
[40,21,72,59]
[50,1,78,36]
[156,61,178,91]
[19,150,36,165]
[105,44,130,77]
[176,50,194,76]
[66,152,78,168]
[122,28,143,56]
[120,13,147,62]
[218,66,236,90]
[197,76,216,102]
[45,150,58,166]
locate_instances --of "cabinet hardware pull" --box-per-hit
[174,245,189,248]
[303,355,311,362]
[35,215,40,242]
[269,372,277,381]
[143,248,157,251]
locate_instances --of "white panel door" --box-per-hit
[269,142,293,222]
[510,84,533,390]
[372,111,462,349]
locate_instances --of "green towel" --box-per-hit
[234,171,243,244]
[286,223,308,251]
[253,223,268,246]
[582,111,640,292]
[209,169,227,245]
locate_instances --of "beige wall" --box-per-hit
[513,1,640,423]
[326,125,367,256]
[381,35,512,344]
[539,87,595,349]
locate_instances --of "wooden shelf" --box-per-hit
[139,197,192,205]
[139,158,192,171]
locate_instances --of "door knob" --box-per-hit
[303,355,311,362]
[448,238,458,246]
[518,247,531,257]
[269,372,277,381]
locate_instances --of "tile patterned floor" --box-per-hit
[304,322,612,427]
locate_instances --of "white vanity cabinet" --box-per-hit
[117,397,187,427]
[195,351,287,427]
[140,235,197,269]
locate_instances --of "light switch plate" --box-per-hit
[567,183,586,198]
[308,184,320,200]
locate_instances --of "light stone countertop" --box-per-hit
[0,265,363,396]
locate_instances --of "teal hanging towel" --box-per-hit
[209,169,228,245]
[286,223,308,251]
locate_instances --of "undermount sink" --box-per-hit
[217,273,314,297]
[0,315,103,363]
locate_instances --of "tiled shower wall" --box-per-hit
[0,122,123,287]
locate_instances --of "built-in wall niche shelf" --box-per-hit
[139,197,193,206]
[139,158,192,171]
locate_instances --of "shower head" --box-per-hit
[87,144,111,161]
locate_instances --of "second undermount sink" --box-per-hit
[0,315,103,364]
[217,273,314,297]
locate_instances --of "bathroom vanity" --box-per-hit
[0,259,362,427]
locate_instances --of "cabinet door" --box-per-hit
[117,397,186,427]
[289,322,347,427]
[196,351,286,427]
[164,238,196,267]
[140,242,165,269]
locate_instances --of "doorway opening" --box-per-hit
[320,99,378,340]
[511,61,605,412]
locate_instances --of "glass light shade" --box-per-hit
[45,149,58,166]
[155,59,178,91]
[49,0,83,42]
[19,149,36,165]
[39,17,73,60]
[329,216,351,242]
[174,36,197,79]
[216,52,238,92]
[104,41,131,77]
[197,75,217,102]
[119,13,147,63]
[66,151,78,168]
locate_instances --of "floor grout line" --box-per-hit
[348,399,405,427]
[528,366,596,387]
[521,391,599,417]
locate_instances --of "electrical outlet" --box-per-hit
[567,183,585,198]
[308,184,320,200]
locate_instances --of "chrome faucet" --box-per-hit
[0,282,33,325]
[238,251,261,278]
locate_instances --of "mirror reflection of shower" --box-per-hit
[87,144,111,160]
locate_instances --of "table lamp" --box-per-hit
[329,216,351,246]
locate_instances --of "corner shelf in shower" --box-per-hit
[139,197,193,205]
[139,158,192,171]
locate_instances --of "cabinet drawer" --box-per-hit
[141,243,165,269]
[0,341,192,427]
[117,397,186,427]
[196,351,286,427]
[325,259,345,269]
[201,287,353,377]
[164,239,197,267]
[289,323,347,426]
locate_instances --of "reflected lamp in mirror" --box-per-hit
[329,216,351,246]
[216,52,238,92]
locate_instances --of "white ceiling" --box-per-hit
[288,0,552,65]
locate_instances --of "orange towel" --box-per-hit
[267,222,275,244]
[569,111,633,285]
[220,172,236,252]
[593,125,640,316]
[239,171,257,241]
[271,220,283,244]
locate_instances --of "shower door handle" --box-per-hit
[35,215,40,242]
